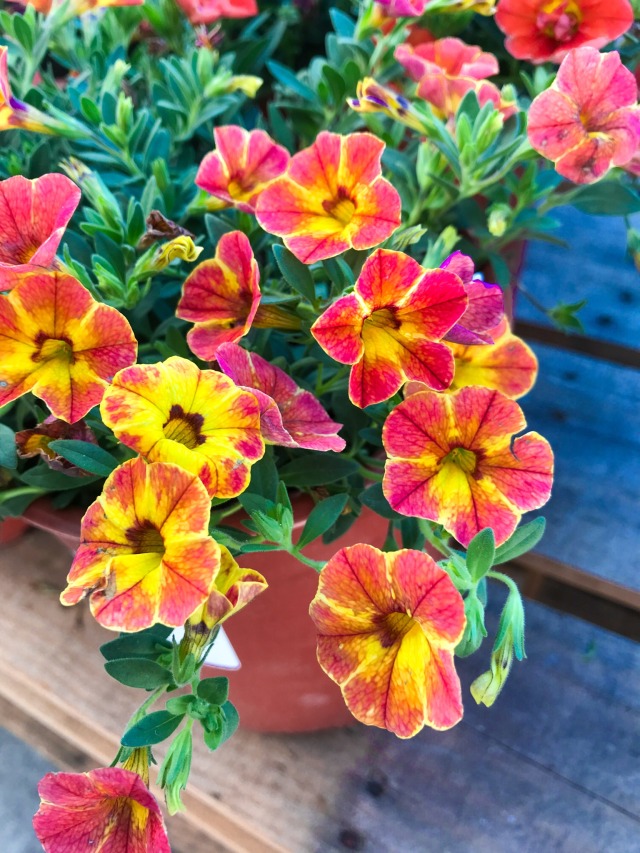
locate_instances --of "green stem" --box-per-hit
[487,570,520,597]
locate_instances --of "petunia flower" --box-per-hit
[176,231,261,360]
[383,386,554,547]
[495,0,634,64]
[375,0,428,16]
[216,342,346,452]
[196,125,290,214]
[0,271,137,423]
[311,248,467,408]
[527,47,640,185]
[406,318,539,399]
[16,415,98,476]
[0,47,63,135]
[396,38,514,121]
[60,457,221,630]
[309,543,466,737]
[100,355,264,499]
[34,767,170,853]
[0,174,81,289]
[256,131,401,264]
[440,251,504,345]
[183,544,267,654]
[348,78,427,133]
[175,0,257,25]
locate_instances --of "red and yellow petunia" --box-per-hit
[60,457,220,631]
[395,37,515,121]
[184,545,267,645]
[216,342,346,452]
[405,318,539,399]
[0,174,81,288]
[0,47,61,134]
[311,248,467,408]
[16,415,98,475]
[101,355,264,498]
[11,0,143,16]
[196,125,290,213]
[33,768,170,853]
[440,251,504,345]
[495,0,634,64]
[310,543,466,737]
[0,271,137,423]
[528,47,640,185]
[176,230,261,361]
[256,131,401,264]
[383,386,553,547]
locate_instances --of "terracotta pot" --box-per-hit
[203,493,390,732]
[21,492,389,732]
[0,515,29,545]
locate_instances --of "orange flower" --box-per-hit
[0,174,80,289]
[101,355,264,498]
[310,543,466,737]
[176,230,261,361]
[196,126,290,213]
[0,271,137,423]
[34,768,170,853]
[61,457,220,631]
[311,249,467,408]
[528,47,640,184]
[383,386,553,547]
[495,0,634,64]
[256,131,401,264]
[10,0,143,16]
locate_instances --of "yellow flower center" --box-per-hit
[33,336,74,364]
[537,0,582,41]
[445,446,477,475]
[162,404,206,449]
[363,308,401,339]
[127,522,165,554]
[323,187,357,226]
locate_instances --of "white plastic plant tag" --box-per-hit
[169,626,241,670]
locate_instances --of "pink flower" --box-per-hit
[440,252,504,345]
[0,174,80,289]
[528,47,640,184]
[216,342,346,452]
[376,0,429,16]
[175,0,257,25]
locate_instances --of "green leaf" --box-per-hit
[121,711,184,747]
[493,517,546,565]
[297,494,348,549]
[47,440,119,477]
[330,7,355,37]
[104,658,173,689]
[197,677,229,706]
[267,60,316,102]
[279,454,359,487]
[0,424,17,470]
[100,632,172,662]
[570,183,640,216]
[80,96,102,125]
[466,528,495,582]
[272,244,315,302]
[360,482,401,520]
[246,452,279,502]
[220,700,239,743]
[20,467,101,491]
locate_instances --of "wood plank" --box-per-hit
[0,530,368,853]
[517,206,640,352]
[319,601,640,853]
[518,343,640,593]
[514,319,640,369]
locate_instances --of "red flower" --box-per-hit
[495,0,634,64]
[0,174,80,289]
[528,47,640,184]
[175,0,257,25]
[34,768,170,853]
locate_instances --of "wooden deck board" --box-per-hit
[517,206,640,351]
[0,530,368,853]
[319,601,640,853]
[517,342,640,593]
